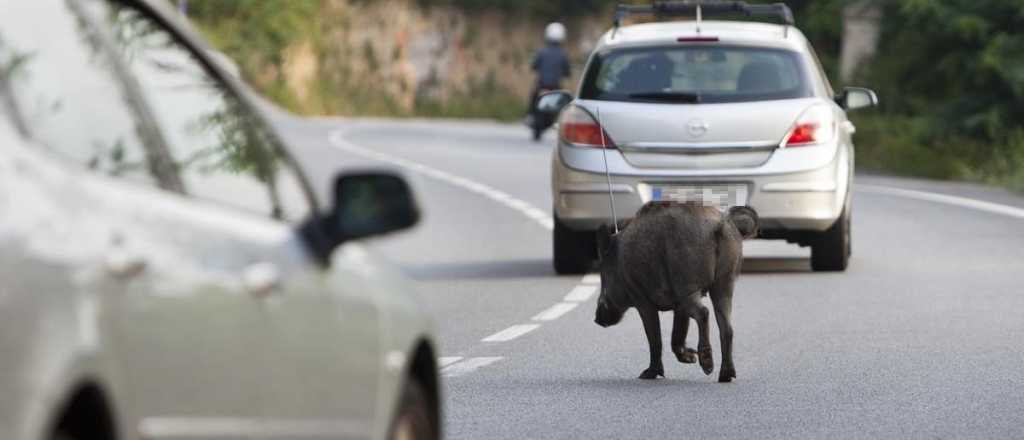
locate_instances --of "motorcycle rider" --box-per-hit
[526,22,571,140]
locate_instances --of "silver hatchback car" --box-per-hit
[539,2,877,274]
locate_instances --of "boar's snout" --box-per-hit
[595,296,625,328]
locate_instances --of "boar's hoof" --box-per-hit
[718,366,736,383]
[674,348,698,364]
[638,366,664,380]
[698,348,714,375]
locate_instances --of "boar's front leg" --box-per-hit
[671,311,697,364]
[636,307,664,379]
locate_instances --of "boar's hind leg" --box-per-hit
[711,280,736,383]
[671,311,697,364]
[637,307,665,379]
[688,303,715,376]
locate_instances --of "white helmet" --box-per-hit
[545,22,567,43]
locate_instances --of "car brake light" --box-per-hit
[559,105,616,148]
[786,122,818,145]
[783,105,836,148]
[677,36,719,43]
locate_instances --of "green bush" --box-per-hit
[852,0,1024,189]
[181,0,322,109]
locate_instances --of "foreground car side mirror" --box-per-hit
[330,171,419,242]
[304,171,420,261]
[535,90,574,115]
[838,87,878,111]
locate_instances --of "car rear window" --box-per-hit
[580,45,812,104]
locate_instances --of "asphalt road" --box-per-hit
[277,115,1024,439]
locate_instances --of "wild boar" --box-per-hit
[595,202,759,383]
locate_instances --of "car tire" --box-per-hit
[553,215,595,274]
[389,378,436,440]
[811,206,851,272]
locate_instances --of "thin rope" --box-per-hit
[596,107,619,234]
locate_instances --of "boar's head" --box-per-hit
[595,224,629,328]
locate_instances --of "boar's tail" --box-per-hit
[727,206,759,239]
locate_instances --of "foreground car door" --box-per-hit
[1,0,273,437]
[94,2,385,437]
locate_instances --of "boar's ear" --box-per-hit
[727,206,760,239]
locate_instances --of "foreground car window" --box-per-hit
[96,2,312,222]
[580,45,812,104]
[0,0,176,189]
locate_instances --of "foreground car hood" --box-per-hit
[576,97,821,146]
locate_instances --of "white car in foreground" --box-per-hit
[0,1,439,439]
[539,2,877,274]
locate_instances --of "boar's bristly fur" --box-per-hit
[595,201,759,383]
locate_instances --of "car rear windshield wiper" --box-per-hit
[627,92,701,103]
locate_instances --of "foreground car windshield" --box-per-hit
[580,45,812,104]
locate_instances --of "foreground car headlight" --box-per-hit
[782,104,837,148]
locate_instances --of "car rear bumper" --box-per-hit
[551,145,850,233]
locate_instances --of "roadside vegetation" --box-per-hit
[181,0,1024,191]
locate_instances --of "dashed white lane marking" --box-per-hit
[581,274,601,285]
[439,357,463,368]
[442,357,504,377]
[481,324,542,342]
[858,184,1024,220]
[532,302,579,321]
[328,130,554,231]
[564,284,599,302]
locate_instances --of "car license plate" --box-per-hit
[650,184,748,210]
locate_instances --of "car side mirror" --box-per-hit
[838,87,878,111]
[316,171,419,251]
[535,90,574,115]
[301,171,419,262]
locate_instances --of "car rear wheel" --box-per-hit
[553,215,596,274]
[389,378,436,440]
[811,206,851,272]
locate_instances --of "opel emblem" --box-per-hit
[687,118,709,138]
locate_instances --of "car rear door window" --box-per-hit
[0,0,176,189]
[94,2,313,223]
[581,45,813,104]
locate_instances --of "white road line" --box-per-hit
[857,184,1024,220]
[328,130,554,231]
[481,324,541,342]
[442,357,504,377]
[532,302,579,321]
[581,274,601,285]
[439,357,463,368]
[564,285,599,302]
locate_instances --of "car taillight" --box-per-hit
[783,105,836,148]
[559,105,616,148]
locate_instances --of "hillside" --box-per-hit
[186,0,615,120]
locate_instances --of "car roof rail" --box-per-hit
[612,1,795,39]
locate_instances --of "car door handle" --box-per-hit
[105,249,147,279]
[243,262,280,299]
